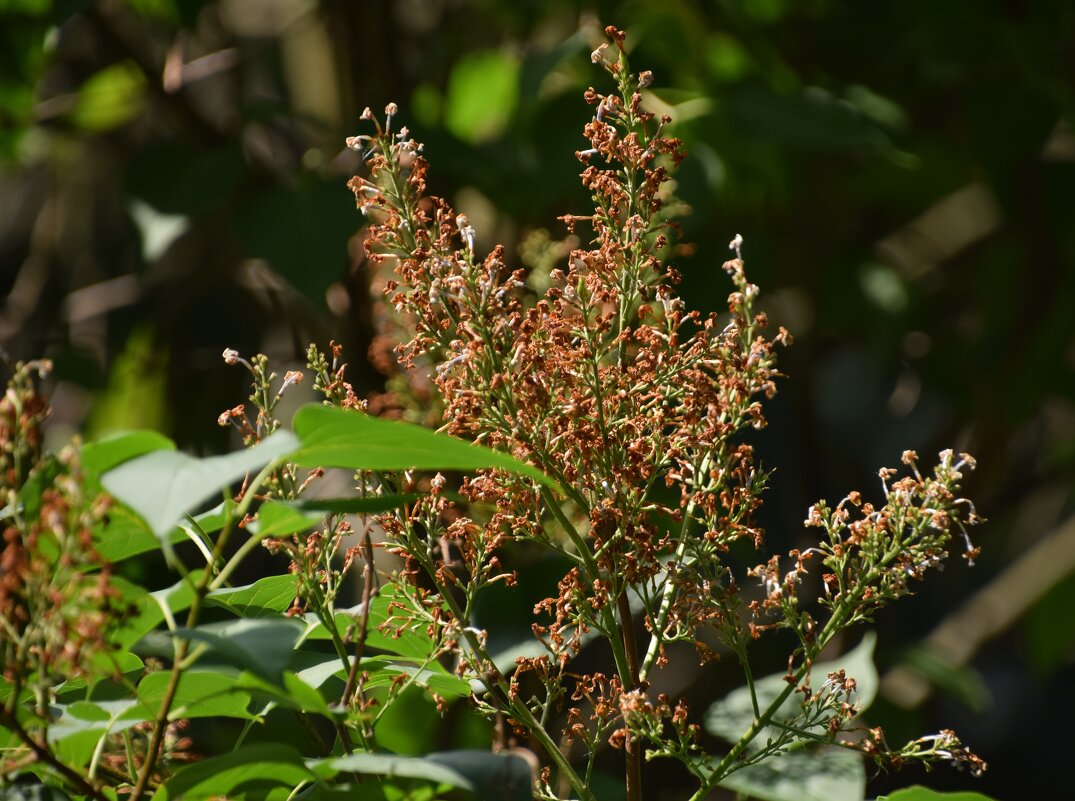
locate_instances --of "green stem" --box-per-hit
[415,547,596,801]
[128,458,281,801]
[689,604,859,799]
[639,454,711,682]
[540,486,632,685]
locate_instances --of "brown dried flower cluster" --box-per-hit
[336,26,984,801]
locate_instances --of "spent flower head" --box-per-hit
[319,24,989,800]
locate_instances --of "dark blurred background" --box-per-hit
[3,1,1074,798]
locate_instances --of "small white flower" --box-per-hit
[456,214,476,255]
[728,233,744,259]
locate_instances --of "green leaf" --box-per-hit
[251,501,321,537]
[151,744,315,801]
[176,618,304,683]
[232,671,330,716]
[289,493,423,516]
[136,670,256,720]
[291,404,558,491]
[715,746,865,801]
[876,788,1001,801]
[85,648,144,681]
[108,574,190,649]
[444,50,520,143]
[81,430,175,478]
[705,632,878,749]
[314,750,533,800]
[303,586,438,660]
[93,505,185,563]
[48,698,144,745]
[101,429,299,539]
[71,61,146,131]
[361,664,472,699]
[206,574,299,617]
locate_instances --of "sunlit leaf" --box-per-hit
[251,501,320,537]
[302,586,439,661]
[136,670,256,720]
[289,493,422,515]
[81,430,175,478]
[48,699,144,746]
[108,574,186,649]
[233,671,330,716]
[92,505,185,563]
[291,404,557,491]
[151,744,315,801]
[313,750,533,800]
[102,430,298,539]
[876,788,1000,801]
[206,574,299,618]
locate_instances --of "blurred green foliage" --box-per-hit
[2,1,1073,797]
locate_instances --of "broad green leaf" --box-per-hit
[48,699,144,745]
[206,574,299,617]
[96,501,235,564]
[176,618,304,683]
[102,429,299,539]
[293,653,360,690]
[81,430,175,478]
[705,632,877,749]
[361,664,472,699]
[93,506,184,563]
[877,789,1000,801]
[314,750,532,800]
[364,586,441,660]
[233,671,330,716]
[715,746,865,801]
[85,649,144,681]
[52,727,105,770]
[112,572,200,651]
[136,670,256,720]
[290,404,558,491]
[294,652,470,700]
[251,501,321,537]
[289,493,422,515]
[151,743,315,801]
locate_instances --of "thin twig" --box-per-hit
[0,708,111,801]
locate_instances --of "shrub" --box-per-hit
[1,27,987,801]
